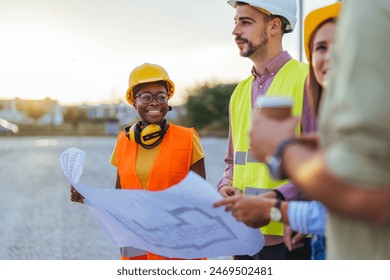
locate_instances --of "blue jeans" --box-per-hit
[235,238,312,260]
[311,235,326,260]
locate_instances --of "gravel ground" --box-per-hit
[0,136,228,260]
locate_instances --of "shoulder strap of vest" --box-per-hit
[268,59,308,94]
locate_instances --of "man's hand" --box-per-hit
[218,185,241,198]
[250,112,300,161]
[213,195,276,228]
[283,225,305,251]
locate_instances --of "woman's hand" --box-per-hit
[70,185,84,204]
[284,225,305,251]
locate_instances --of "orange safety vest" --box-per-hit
[115,124,204,260]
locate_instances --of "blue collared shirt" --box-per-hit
[288,201,326,236]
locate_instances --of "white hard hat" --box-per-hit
[227,0,297,33]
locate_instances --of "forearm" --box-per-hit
[217,132,234,190]
[115,172,121,189]
[217,158,239,196]
[217,168,233,190]
[282,144,390,225]
[190,158,206,179]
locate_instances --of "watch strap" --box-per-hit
[269,198,283,222]
[274,198,282,209]
[272,137,301,179]
[273,189,286,201]
[274,137,300,158]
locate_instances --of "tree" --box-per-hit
[63,106,87,131]
[185,82,236,135]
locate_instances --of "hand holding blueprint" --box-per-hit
[60,148,264,259]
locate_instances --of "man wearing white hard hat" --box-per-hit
[216,0,316,260]
[217,0,390,260]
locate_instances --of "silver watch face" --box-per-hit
[270,207,282,222]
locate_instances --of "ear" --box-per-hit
[269,17,283,35]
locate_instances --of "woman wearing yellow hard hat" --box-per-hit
[304,2,342,117]
[283,2,343,260]
[270,2,343,260]
[71,63,206,260]
[115,63,206,260]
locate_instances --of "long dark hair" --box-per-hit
[307,18,337,118]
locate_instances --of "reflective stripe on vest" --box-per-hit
[115,124,193,259]
[230,59,308,236]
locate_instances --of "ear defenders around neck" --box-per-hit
[125,119,167,147]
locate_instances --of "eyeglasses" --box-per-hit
[134,92,169,104]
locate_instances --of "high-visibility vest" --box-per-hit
[116,124,193,191]
[115,124,195,260]
[230,59,307,236]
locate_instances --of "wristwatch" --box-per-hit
[266,137,300,180]
[269,199,283,222]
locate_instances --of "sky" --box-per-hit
[0,0,336,105]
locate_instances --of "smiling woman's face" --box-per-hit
[311,21,336,89]
[134,83,168,126]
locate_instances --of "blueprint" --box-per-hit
[60,147,85,184]
[61,148,264,259]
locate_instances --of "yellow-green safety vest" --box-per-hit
[230,59,308,236]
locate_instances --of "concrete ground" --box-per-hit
[0,136,229,260]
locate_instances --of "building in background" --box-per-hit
[0,98,182,135]
[0,97,63,125]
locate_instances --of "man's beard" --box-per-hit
[240,29,268,58]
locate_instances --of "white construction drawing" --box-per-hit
[61,148,264,259]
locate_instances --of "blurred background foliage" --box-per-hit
[184,82,236,137]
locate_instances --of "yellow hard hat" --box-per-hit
[304,3,342,62]
[126,63,175,106]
